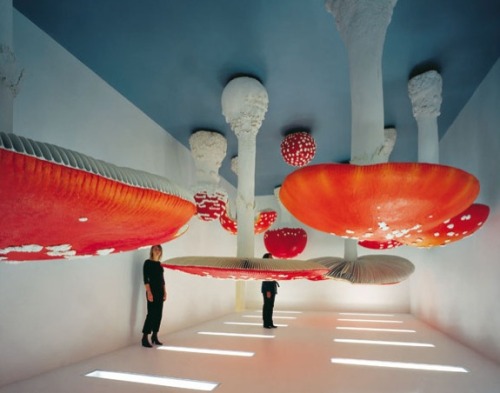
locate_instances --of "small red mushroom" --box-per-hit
[264,227,308,259]
[280,132,316,167]
[219,208,277,235]
[193,190,227,221]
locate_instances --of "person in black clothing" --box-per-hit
[261,253,279,329]
[141,245,167,348]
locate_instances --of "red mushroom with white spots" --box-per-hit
[264,227,308,259]
[193,190,227,222]
[280,131,316,167]
[219,207,277,235]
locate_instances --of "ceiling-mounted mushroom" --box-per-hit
[163,256,328,281]
[264,227,308,259]
[280,131,316,167]
[189,130,228,222]
[280,162,479,242]
[0,132,196,261]
[263,186,308,259]
[219,206,277,235]
[399,203,490,248]
[192,189,227,222]
[310,255,415,285]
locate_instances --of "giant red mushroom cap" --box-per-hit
[0,132,196,261]
[399,203,490,248]
[280,163,479,242]
[264,227,308,259]
[163,256,328,281]
[280,132,316,167]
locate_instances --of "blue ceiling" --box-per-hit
[13,0,500,195]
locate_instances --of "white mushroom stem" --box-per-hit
[274,186,293,226]
[326,0,398,165]
[344,238,358,262]
[0,0,17,133]
[408,70,443,164]
[326,0,397,256]
[221,76,268,310]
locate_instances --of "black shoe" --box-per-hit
[151,335,163,345]
[142,337,153,348]
[263,325,272,329]
[271,325,278,328]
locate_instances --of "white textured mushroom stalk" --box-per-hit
[326,0,398,165]
[408,70,442,163]
[221,76,269,139]
[379,127,397,162]
[231,156,238,175]
[0,0,22,133]
[189,130,227,184]
[222,76,268,261]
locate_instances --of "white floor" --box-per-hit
[2,311,499,393]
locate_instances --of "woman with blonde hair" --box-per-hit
[141,245,167,347]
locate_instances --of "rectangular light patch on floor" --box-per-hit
[243,315,296,320]
[86,370,219,390]
[336,327,416,333]
[198,331,275,338]
[334,338,434,347]
[331,358,468,373]
[224,322,288,327]
[339,312,395,317]
[338,318,403,324]
[158,345,254,357]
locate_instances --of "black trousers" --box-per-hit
[262,294,275,326]
[142,293,164,334]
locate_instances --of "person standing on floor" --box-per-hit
[261,253,279,329]
[141,244,167,347]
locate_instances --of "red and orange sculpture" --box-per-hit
[0,132,196,261]
[280,162,480,243]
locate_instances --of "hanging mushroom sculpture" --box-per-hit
[280,131,316,167]
[189,130,228,222]
[264,186,308,259]
[0,132,196,261]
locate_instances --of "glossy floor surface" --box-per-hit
[2,311,499,393]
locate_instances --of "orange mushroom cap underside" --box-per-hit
[280,163,480,242]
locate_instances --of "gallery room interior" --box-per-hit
[0,0,499,392]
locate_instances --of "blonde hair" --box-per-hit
[149,245,163,260]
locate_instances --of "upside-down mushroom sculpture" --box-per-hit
[0,132,196,261]
[280,162,479,244]
[310,255,415,285]
[264,186,308,259]
[164,77,328,284]
[219,207,277,235]
[163,256,328,281]
[280,131,316,167]
[189,130,228,222]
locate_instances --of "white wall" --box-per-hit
[410,58,500,363]
[0,12,237,387]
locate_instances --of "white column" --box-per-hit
[408,70,442,164]
[0,0,21,133]
[326,0,398,257]
[221,77,269,311]
[326,0,398,165]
